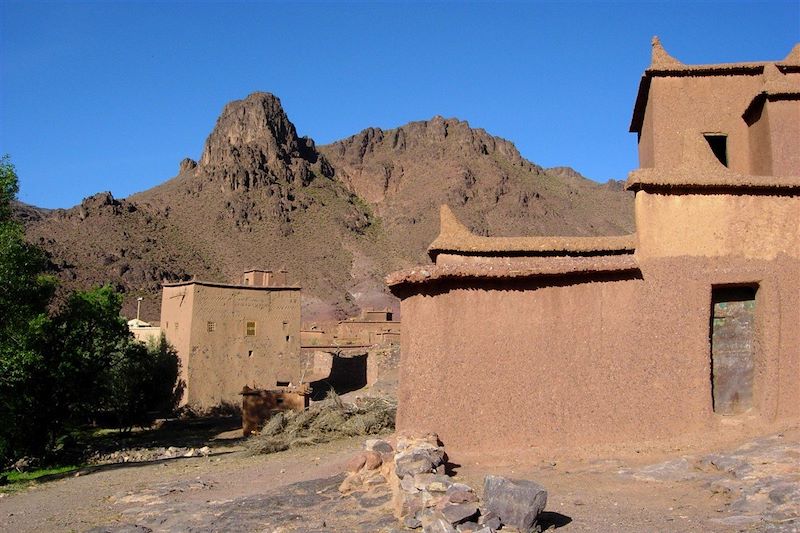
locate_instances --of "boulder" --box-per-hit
[366,438,394,454]
[483,475,547,532]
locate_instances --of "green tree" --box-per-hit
[102,335,182,431]
[0,156,182,466]
[47,286,182,433]
[0,155,57,463]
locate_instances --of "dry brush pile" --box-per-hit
[246,393,396,455]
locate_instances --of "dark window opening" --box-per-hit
[704,134,728,167]
[276,397,285,405]
[285,335,290,343]
[248,350,253,358]
[276,381,290,387]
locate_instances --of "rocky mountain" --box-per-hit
[21,92,634,323]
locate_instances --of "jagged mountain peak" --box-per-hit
[199,92,301,166]
[195,92,331,192]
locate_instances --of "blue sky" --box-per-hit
[1,1,798,209]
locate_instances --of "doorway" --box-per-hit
[710,286,756,414]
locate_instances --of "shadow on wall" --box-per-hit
[309,354,368,400]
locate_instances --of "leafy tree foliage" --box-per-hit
[0,156,182,466]
[0,155,57,462]
[103,335,182,431]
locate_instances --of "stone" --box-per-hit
[364,450,383,470]
[338,473,362,494]
[404,515,423,529]
[423,517,458,533]
[401,475,420,494]
[399,492,424,518]
[346,452,368,473]
[421,490,446,509]
[396,445,446,478]
[478,511,501,530]
[414,473,453,492]
[441,503,479,525]
[446,485,478,504]
[455,522,481,533]
[366,438,395,454]
[483,476,547,532]
[396,452,436,478]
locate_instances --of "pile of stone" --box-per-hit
[340,433,548,532]
[90,445,211,465]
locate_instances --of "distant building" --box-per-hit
[388,39,800,454]
[334,309,401,345]
[161,270,302,409]
[127,318,162,344]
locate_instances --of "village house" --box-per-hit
[161,269,303,409]
[387,39,800,454]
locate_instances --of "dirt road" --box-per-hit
[1,429,798,532]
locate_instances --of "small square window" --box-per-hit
[207,321,215,332]
[246,321,256,336]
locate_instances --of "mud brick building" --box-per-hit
[161,270,302,409]
[387,39,800,453]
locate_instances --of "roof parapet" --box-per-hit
[785,43,800,64]
[427,205,636,261]
[650,36,684,69]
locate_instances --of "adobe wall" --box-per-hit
[637,255,800,423]
[747,101,774,176]
[395,254,800,453]
[634,191,800,260]
[760,99,800,176]
[336,320,401,343]
[161,284,196,403]
[639,74,764,172]
[396,275,654,452]
[186,284,302,409]
[130,326,162,344]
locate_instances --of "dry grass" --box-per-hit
[246,392,396,455]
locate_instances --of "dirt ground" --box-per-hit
[1,425,798,532]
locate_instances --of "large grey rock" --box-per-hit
[483,476,547,532]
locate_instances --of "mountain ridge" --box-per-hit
[20,92,634,322]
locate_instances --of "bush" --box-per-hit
[102,334,182,431]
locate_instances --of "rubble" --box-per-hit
[339,433,548,532]
[90,446,212,465]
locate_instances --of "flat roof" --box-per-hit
[386,255,641,288]
[162,279,300,291]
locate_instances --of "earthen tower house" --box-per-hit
[161,270,302,409]
[388,40,800,454]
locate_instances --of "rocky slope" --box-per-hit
[21,92,634,322]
